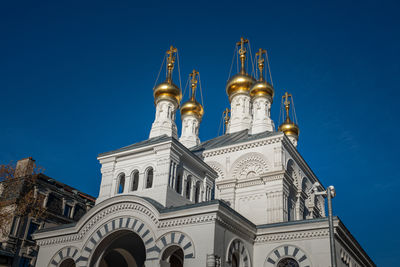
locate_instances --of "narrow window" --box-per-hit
[176,175,182,194]
[194,181,201,203]
[131,171,139,191]
[27,221,40,241]
[146,168,153,188]
[117,174,125,194]
[63,204,72,218]
[186,177,191,199]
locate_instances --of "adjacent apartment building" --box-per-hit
[0,157,95,267]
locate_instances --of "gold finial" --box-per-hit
[283,92,292,121]
[256,48,266,81]
[223,108,230,132]
[236,37,249,74]
[189,69,199,101]
[166,45,178,83]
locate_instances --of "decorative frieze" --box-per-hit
[255,229,329,243]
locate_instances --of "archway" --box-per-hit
[160,245,184,267]
[277,257,299,267]
[59,258,76,267]
[90,230,146,267]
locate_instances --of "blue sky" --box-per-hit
[1,0,399,265]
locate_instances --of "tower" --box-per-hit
[226,37,256,134]
[249,48,275,134]
[278,92,300,147]
[149,46,182,139]
[179,70,204,148]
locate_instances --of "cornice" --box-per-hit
[255,228,329,243]
[203,136,283,158]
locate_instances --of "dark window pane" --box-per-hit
[64,204,72,218]
[73,205,85,221]
[277,258,299,267]
[46,193,62,214]
[146,169,153,188]
[186,178,191,199]
[132,172,139,191]
[118,174,125,194]
[27,222,39,241]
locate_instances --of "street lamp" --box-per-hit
[309,182,337,267]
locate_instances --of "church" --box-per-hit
[33,38,375,267]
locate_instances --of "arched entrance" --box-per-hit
[90,230,146,267]
[160,245,184,267]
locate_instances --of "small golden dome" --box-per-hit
[153,81,181,106]
[278,117,300,139]
[250,81,274,100]
[226,73,256,101]
[180,98,204,120]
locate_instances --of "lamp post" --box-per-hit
[310,183,337,267]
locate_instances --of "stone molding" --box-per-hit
[203,136,283,157]
[36,201,158,246]
[264,244,312,267]
[255,229,329,243]
[158,214,217,228]
[230,152,269,180]
[48,246,80,267]
[152,231,195,260]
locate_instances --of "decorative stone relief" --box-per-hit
[48,246,80,267]
[230,153,269,180]
[154,231,195,260]
[264,245,312,267]
[226,238,251,267]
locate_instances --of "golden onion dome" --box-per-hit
[153,81,182,106]
[226,73,256,101]
[249,80,274,100]
[278,118,300,139]
[180,98,204,120]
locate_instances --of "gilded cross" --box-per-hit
[166,45,177,64]
[236,37,249,55]
[283,92,292,120]
[256,48,266,80]
[189,69,199,100]
[236,37,249,74]
[166,45,177,82]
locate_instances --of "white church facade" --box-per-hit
[33,39,375,267]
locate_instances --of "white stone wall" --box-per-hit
[97,139,216,208]
[202,134,325,225]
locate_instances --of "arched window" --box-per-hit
[59,258,76,267]
[161,245,184,267]
[117,174,125,194]
[186,176,192,199]
[146,168,153,189]
[194,181,201,203]
[176,175,182,194]
[277,257,299,267]
[232,252,239,267]
[131,171,139,191]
